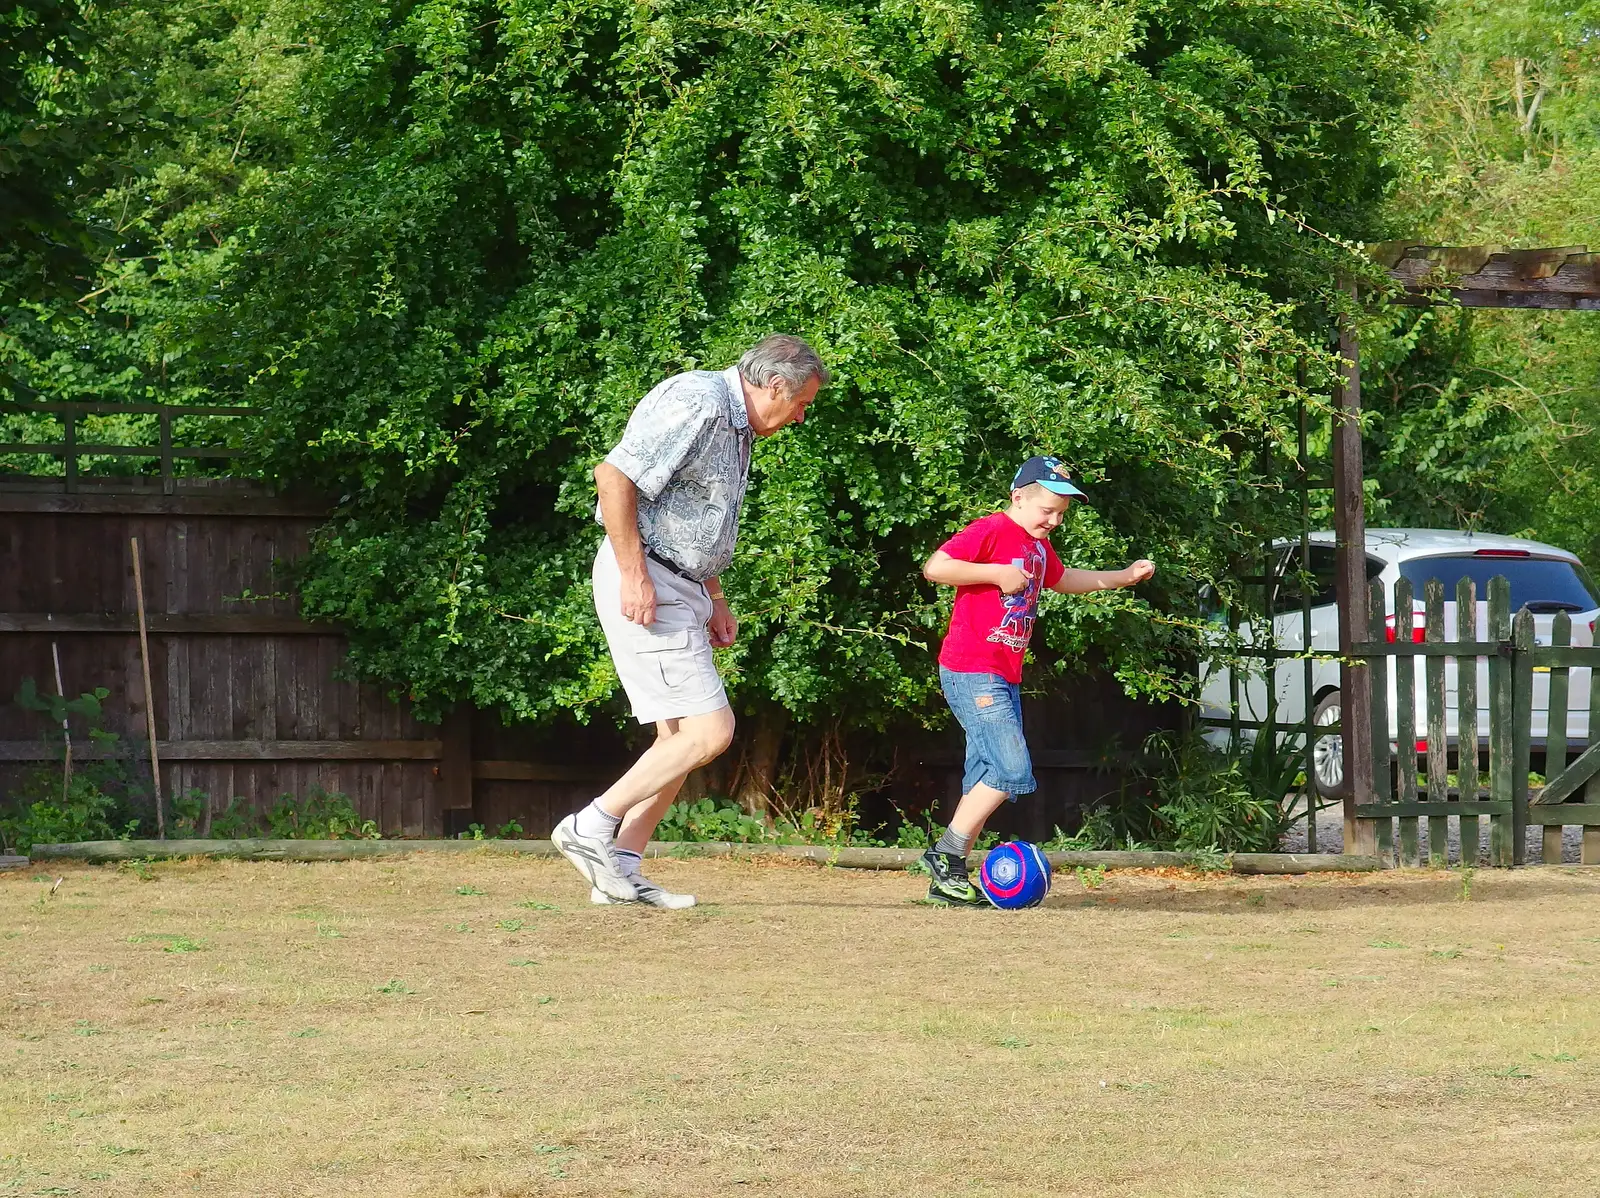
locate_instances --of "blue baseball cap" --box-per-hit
[1012,455,1087,499]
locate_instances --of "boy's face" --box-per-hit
[1008,488,1072,538]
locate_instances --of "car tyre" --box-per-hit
[1309,690,1351,803]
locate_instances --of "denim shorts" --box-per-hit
[939,667,1037,799]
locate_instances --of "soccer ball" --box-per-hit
[978,841,1052,909]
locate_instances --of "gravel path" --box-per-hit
[1278,800,1588,863]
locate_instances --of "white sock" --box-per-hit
[573,801,622,842]
[614,848,642,877]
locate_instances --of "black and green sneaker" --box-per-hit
[921,849,990,907]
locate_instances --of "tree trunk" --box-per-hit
[734,705,788,822]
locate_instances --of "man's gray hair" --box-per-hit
[738,334,831,392]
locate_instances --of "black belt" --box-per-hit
[645,548,697,582]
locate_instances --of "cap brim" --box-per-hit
[1038,479,1087,499]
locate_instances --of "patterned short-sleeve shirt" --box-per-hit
[596,365,754,582]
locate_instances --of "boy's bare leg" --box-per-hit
[947,781,1012,848]
[924,781,1012,905]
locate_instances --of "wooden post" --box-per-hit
[1424,580,1449,866]
[440,707,474,825]
[130,536,166,839]
[1367,580,1395,860]
[1333,279,1376,854]
[1510,607,1534,865]
[1456,578,1480,866]
[1543,613,1572,863]
[1487,577,1513,866]
[51,641,72,803]
[1394,578,1419,865]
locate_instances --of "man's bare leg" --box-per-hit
[615,719,691,855]
[595,707,735,820]
[581,717,718,908]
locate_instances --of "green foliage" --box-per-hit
[1148,731,1288,853]
[1366,0,1600,565]
[185,0,1416,732]
[262,788,380,840]
[202,788,380,840]
[0,680,147,852]
[1062,727,1294,853]
[655,798,774,845]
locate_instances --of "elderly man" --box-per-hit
[552,334,829,908]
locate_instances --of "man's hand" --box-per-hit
[1123,559,1156,586]
[621,566,658,626]
[992,564,1030,595]
[709,596,738,647]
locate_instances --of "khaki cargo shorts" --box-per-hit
[592,538,730,724]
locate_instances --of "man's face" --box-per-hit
[748,375,821,436]
[1010,488,1072,538]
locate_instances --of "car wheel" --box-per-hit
[1310,691,1350,803]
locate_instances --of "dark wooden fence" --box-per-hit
[1,471,1174,841]
[0,481,636,836]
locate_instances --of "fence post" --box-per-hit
[63,410,77,494]
[1394,577,1419,865]
[159,409,174,496]
[1456,578,1480,866]
[1367,579,1392,861]
[1424,580,1448,866]
[1543,613,1572,863]
[1487,577,1513,866]
[1511,607,1534,866]
[1588,644,1600,865]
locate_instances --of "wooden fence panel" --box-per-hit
[4,487,1178,843]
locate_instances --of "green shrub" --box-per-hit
[0,681,147,853]
[199,788,380,841]
[1146,731,1288,854]
[655,798,775,845]
[263,788,379,840]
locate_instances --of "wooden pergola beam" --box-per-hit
[1373,241,1600,308]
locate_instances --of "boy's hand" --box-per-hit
[991,564,1030,595]
[1123,560,1156,586]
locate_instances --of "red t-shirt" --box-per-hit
[936,512,1064,684]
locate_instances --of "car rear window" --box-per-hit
[1399,555,1600,613]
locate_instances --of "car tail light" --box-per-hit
[1415,738,1428,753]
[1385,612,1426,643]
[1473,548,1530,558]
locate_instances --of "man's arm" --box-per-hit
[594,462,656,626]
[923,550,1029,595]
[1050,559,1156,594]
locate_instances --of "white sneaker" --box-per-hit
[551,815,637,902]
[590,875,697,910]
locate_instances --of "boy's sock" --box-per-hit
[935,827,974,858]
[573,801,622,842]
[614,847,643,877]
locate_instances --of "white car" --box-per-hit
[1199,529,1600,800]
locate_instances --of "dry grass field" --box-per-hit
[5,853,1600,1197]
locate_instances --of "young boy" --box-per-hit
[920,456,1156,906]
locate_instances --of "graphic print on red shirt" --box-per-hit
[936,512,1065,684]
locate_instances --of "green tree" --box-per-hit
[1,0,317,469]
[1370,0,1600,563]
[202,0,1419,760]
